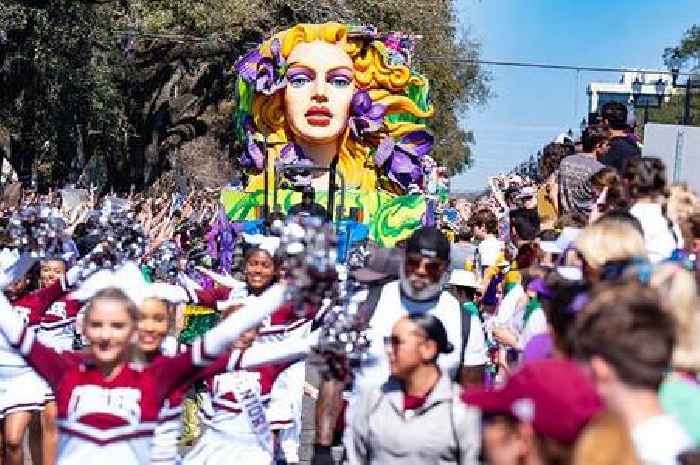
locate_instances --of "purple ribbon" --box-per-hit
[205,208,240,275]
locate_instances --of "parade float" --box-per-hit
[180,23,450,380]
[221,22,448,247]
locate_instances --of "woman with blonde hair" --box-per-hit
[650,263,700,444]
[668,184,700,248]
[574,212,647,283]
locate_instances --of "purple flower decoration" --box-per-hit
[238,116,264,170]
[348,89,387,140]
[235,38,287,96]
[375,131,434,190]
[384,33,402,52]
[279,143,313,187]
[236,49,263,81]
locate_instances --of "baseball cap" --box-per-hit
[463,359,602,444]
[405,227,450,262]
[351,246,402,283]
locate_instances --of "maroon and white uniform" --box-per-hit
[38,294,83,352]
[183,335,314,465]
[194,285,313,340]
[200,353,294,431]
[194,285,316,464]
[10,280,64,327]
[0,281,64,417]
[149,349,186,465]
[149,338,199,465]
[0,284,288,465]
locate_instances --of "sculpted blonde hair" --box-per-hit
[247,23,433,192]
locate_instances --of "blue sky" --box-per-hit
[450,0,699,191]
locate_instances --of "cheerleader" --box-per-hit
[37,258,82,352]
[135,285,191,465]
[195,243,312,463]
[182,313,316,465]
[36,257,82,465]
[1,259,67,465]
[0,262,289,465]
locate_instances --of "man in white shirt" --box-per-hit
[353,227,487,392]
[471,209,504,272]
[574,283,693,465]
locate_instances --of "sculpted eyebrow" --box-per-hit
[326,66,353,76]
[286,66,314,78]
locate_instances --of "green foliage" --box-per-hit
[636,94,700,137]
[0,0,488,190]
[664,24,700,70]
[646,23,700,133]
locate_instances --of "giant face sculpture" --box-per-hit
[284,41,356,147]
[234,23,436,193]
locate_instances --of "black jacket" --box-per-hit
[600,136,641,172]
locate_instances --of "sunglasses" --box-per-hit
[383,334,425,348]
[405,254,445,281]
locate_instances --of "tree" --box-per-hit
[663,24,700,71]
[0,0,489,190]
[645,24,700,129]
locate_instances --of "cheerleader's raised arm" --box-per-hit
[1,281,288,390]
[148,283,288,402]
[0,276,292,465]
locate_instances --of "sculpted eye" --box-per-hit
[329,76,351,88]
[288,74,311,88]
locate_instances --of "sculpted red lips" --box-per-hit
[305,106,333,126]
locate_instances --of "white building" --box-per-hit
[587,70,674,115]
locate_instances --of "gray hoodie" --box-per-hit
[350,371,481,465]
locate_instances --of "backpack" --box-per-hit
[455,302,472,383]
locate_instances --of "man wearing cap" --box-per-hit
[313,232,487,465]
[355,227,488,390]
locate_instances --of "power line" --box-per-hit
[416,57,698,77]
[104,30,697,78]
